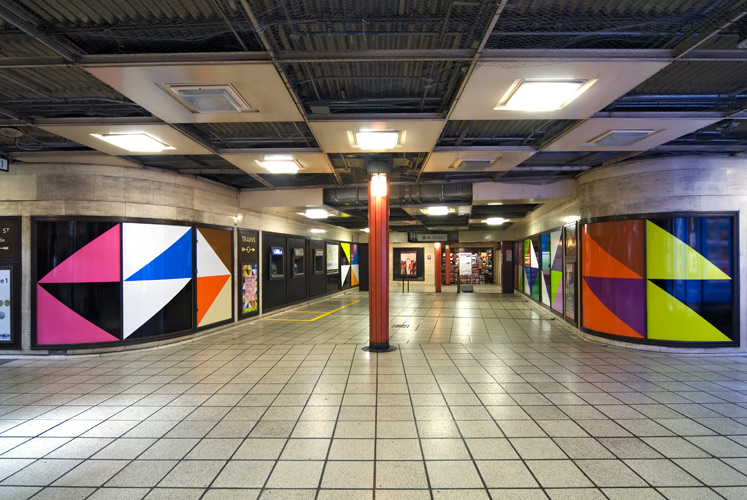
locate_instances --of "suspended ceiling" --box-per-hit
[0,0,746,233]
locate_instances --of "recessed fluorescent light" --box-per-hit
[421,206,450,216]
[165,83,253,113]
[583,129,660,147]
[310,229,326,233]
[495,79,597,111]
[485,217,505,225]
[362,228,370,233]
[348,130,403,150]
[488,202,503,206]
[304,209,329,219]
[254,155,301,174]
[91,133,175,152]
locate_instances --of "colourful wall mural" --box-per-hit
[35,220,236,347]
[36,221,121,345]
[242,264,259,314]
[581,216,736,344]
[516,230,565,316]
[350,243,360,286]
[196,227,233,328]
[340,242,351,287]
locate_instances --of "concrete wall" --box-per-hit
[0,163,356,353]
[507,156,747,352]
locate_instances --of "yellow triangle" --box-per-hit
[647,281,731,342]
[341,242,351,261]
[646,221,731,280]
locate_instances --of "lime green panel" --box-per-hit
[647,281,731,342]
[646,221,731,280]
[550,270,562,305]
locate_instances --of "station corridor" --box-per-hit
[1,291,746,499]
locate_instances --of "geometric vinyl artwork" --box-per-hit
[518,230,564,315]
[350,243,359,286]
[196,227,232,327]
[549,230,563,314]
[580,216,735,344]
[36,222,121,345]
[340,242,351,287]
[581,220,646,339]
[122,223,193,340]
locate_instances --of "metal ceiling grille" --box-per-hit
[186,122,318,149]
[438,120,579,148]
[248,0,498,52]
[487,0,747,51]
[283,60,470,114]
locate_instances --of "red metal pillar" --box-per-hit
[444,245,451,285]
[365,173,393,352]
[435,242,442,292]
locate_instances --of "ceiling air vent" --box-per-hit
[583,129,661,147]
[450,157,498,171]
[165,84,253,113]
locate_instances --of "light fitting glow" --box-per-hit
[91,133,175,152]
[362,228,370,233]
[370,173,388,197]
[310,229,326,233]
[485,217,505,225]
[348,130,402,150]
[495,79,596,111]
[564,215,580,224]
[304,209,329,219]
[488,202,503,206]
[422,206,450,216]
[254,155,301,174]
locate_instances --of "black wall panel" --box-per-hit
[287,236,308,303]
[308,239,327,297]
[358,243,369,291]
[262,233,288,311]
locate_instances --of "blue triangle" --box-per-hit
[126,229,192,281]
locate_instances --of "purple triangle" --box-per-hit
[584,276,646,337]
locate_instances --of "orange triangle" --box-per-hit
[582,279,643,338]
[197,274,230,325]
[582,231,642,279]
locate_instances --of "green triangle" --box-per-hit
[550,270,562,306]
[647,281,731,342]
[646,221,731,280]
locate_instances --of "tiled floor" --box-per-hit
[1,290,747,499]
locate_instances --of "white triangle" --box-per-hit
[529,240,539,269]
[550,230,561,265]
[123,278,191,337]
[197,229,230,278]
[341,264,350,285]
[123,224,191,280]
[540,274,550,305]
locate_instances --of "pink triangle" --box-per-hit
[552,280,563,313]
[40,225,120,283]
[36,285,118,345]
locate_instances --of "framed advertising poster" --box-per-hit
[238,229,259,318]
[0,268,10,341]
[393,247,425,281]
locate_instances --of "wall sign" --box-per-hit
[0,218,20,261]
[238,230,259,262]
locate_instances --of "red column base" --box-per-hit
[362,342,397,352]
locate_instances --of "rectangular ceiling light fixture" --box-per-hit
[348,130,404,150]
[495,79,597,111]
[420,206,451,216]
[303,208,329,219]
[90,132,175,152]
[254,155,301,174]
[583,129,660,147]
[165,84,253,113]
